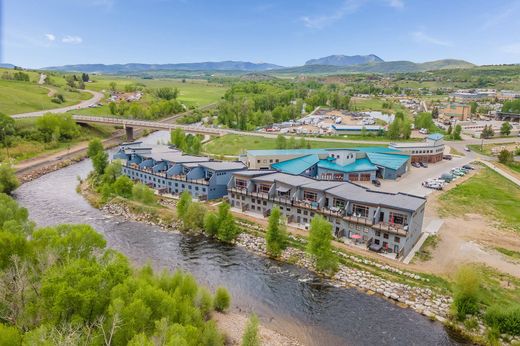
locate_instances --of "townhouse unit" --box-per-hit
[389,133,445,163]
[228,171,426,258]
[114,142,246,200]
[241,147,410,181]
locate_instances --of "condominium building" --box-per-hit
[241,147,410,181]
[228,171,426,258]
[114,142,246,200]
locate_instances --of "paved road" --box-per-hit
[11,89,104,119]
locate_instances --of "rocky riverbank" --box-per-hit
[100,200,451,321]
[18,156,86,184]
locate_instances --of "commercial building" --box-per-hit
[228,171,426,258]
[438,103,471,121]
[388,133,445,163]
[114,142,246,200]
[241,147,410,181]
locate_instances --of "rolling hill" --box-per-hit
[44,61,284,73]
[305,54,383,66]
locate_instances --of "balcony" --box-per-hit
[126,166,209,185]
[372,222,408,236]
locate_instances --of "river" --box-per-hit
[14,131,461,346]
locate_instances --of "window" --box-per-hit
[333,198,345,208]
[236,179,247,189]
[269,159,273,163]
[375,231,381,237]
[286,208,291,211]
[374,239,380,245]
[389,212,408,225]
[263,201,267,206]
[257,160,260,163]
[202,188,206,192]
[297,209,301,214]
[258,184,271,193]
[303,218,308,223]
[303,210,308,215]
[303,190,317,202]
[383,233,389,239]
[394,236,400,243]
[352,204,369,218]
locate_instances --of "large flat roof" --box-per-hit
[318,157,377,173]
[199,161,246,171]
[271,154,320,175]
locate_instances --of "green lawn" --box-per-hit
[0,79,90,115]
[202,134,385,156]
[495,247,520,261]
[439,167,520,232]
[350,97,410,116]
[85,76,226,107]
[468,142,520,156]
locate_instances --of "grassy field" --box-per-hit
[1,120,117,162]
[85,75,226,107]
[202,134,385,156]
[439,167,520,232]
[349,97,410,116]
[468,142,520,156]
[0,79,90,115]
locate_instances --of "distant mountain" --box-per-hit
[274,59,475,74]
[44,61,284,73]
[305,54,383,66]
[0,63,15,69]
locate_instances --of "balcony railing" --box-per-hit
[372,222,408,236]
[125,166,209,185]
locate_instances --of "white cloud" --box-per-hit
[500,43,520,55]
[300,0,403,29]
[62,35,83,44]
[44,33,56,41]
[386,0,404,8]
[300,0,366,29]
[482,1,520,30]
[412,31,452,47]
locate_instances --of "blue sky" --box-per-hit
[2,0,520,68]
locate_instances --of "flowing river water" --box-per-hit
[14,131,463,346]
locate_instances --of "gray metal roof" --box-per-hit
[252,172,315,186]
[199,161,246,171]
[233,170,275,177]
[326,183,425,212]
[301,181,344,191]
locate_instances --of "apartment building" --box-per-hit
[228,171,426,258]
[114,142,246,200]
[242,148,410,181]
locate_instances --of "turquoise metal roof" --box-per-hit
[271,154,320,175]
[248,149,327,156]
[427,133,444,141]
[318,158,377,173]
[366,152,409,170]
[353,147,401,153]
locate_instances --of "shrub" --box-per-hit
[0,163,20,195]
[241,314,260,346]
[213,287,231,312]
[182,202,206,232]
[484,304,520,336]
[177,190,192,220]
[265,206,287,258]
[132,183,156,205]
[203,212,219,237]
[196,287,213,318]
[307,215,338,274]
[452,266,480,320]
[0,323,22,345]
[112,175,133,198]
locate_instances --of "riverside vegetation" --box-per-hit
[82,137,520,345]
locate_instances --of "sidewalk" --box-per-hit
[478,159,520,187]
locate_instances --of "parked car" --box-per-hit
[451,169,465,176]
[462,164,474,170]
[422,181,443,190]
[411,162,421,168]
[371,179,381,187]
[421,162,429,168]
[440,173,454,182]
[464,146,471,152]
[443,155,453,160]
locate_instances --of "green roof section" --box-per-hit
[366,152,410,170]
[271,154,320,175]
[318,158,377,173]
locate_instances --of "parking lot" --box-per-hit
[364,154,474,197]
